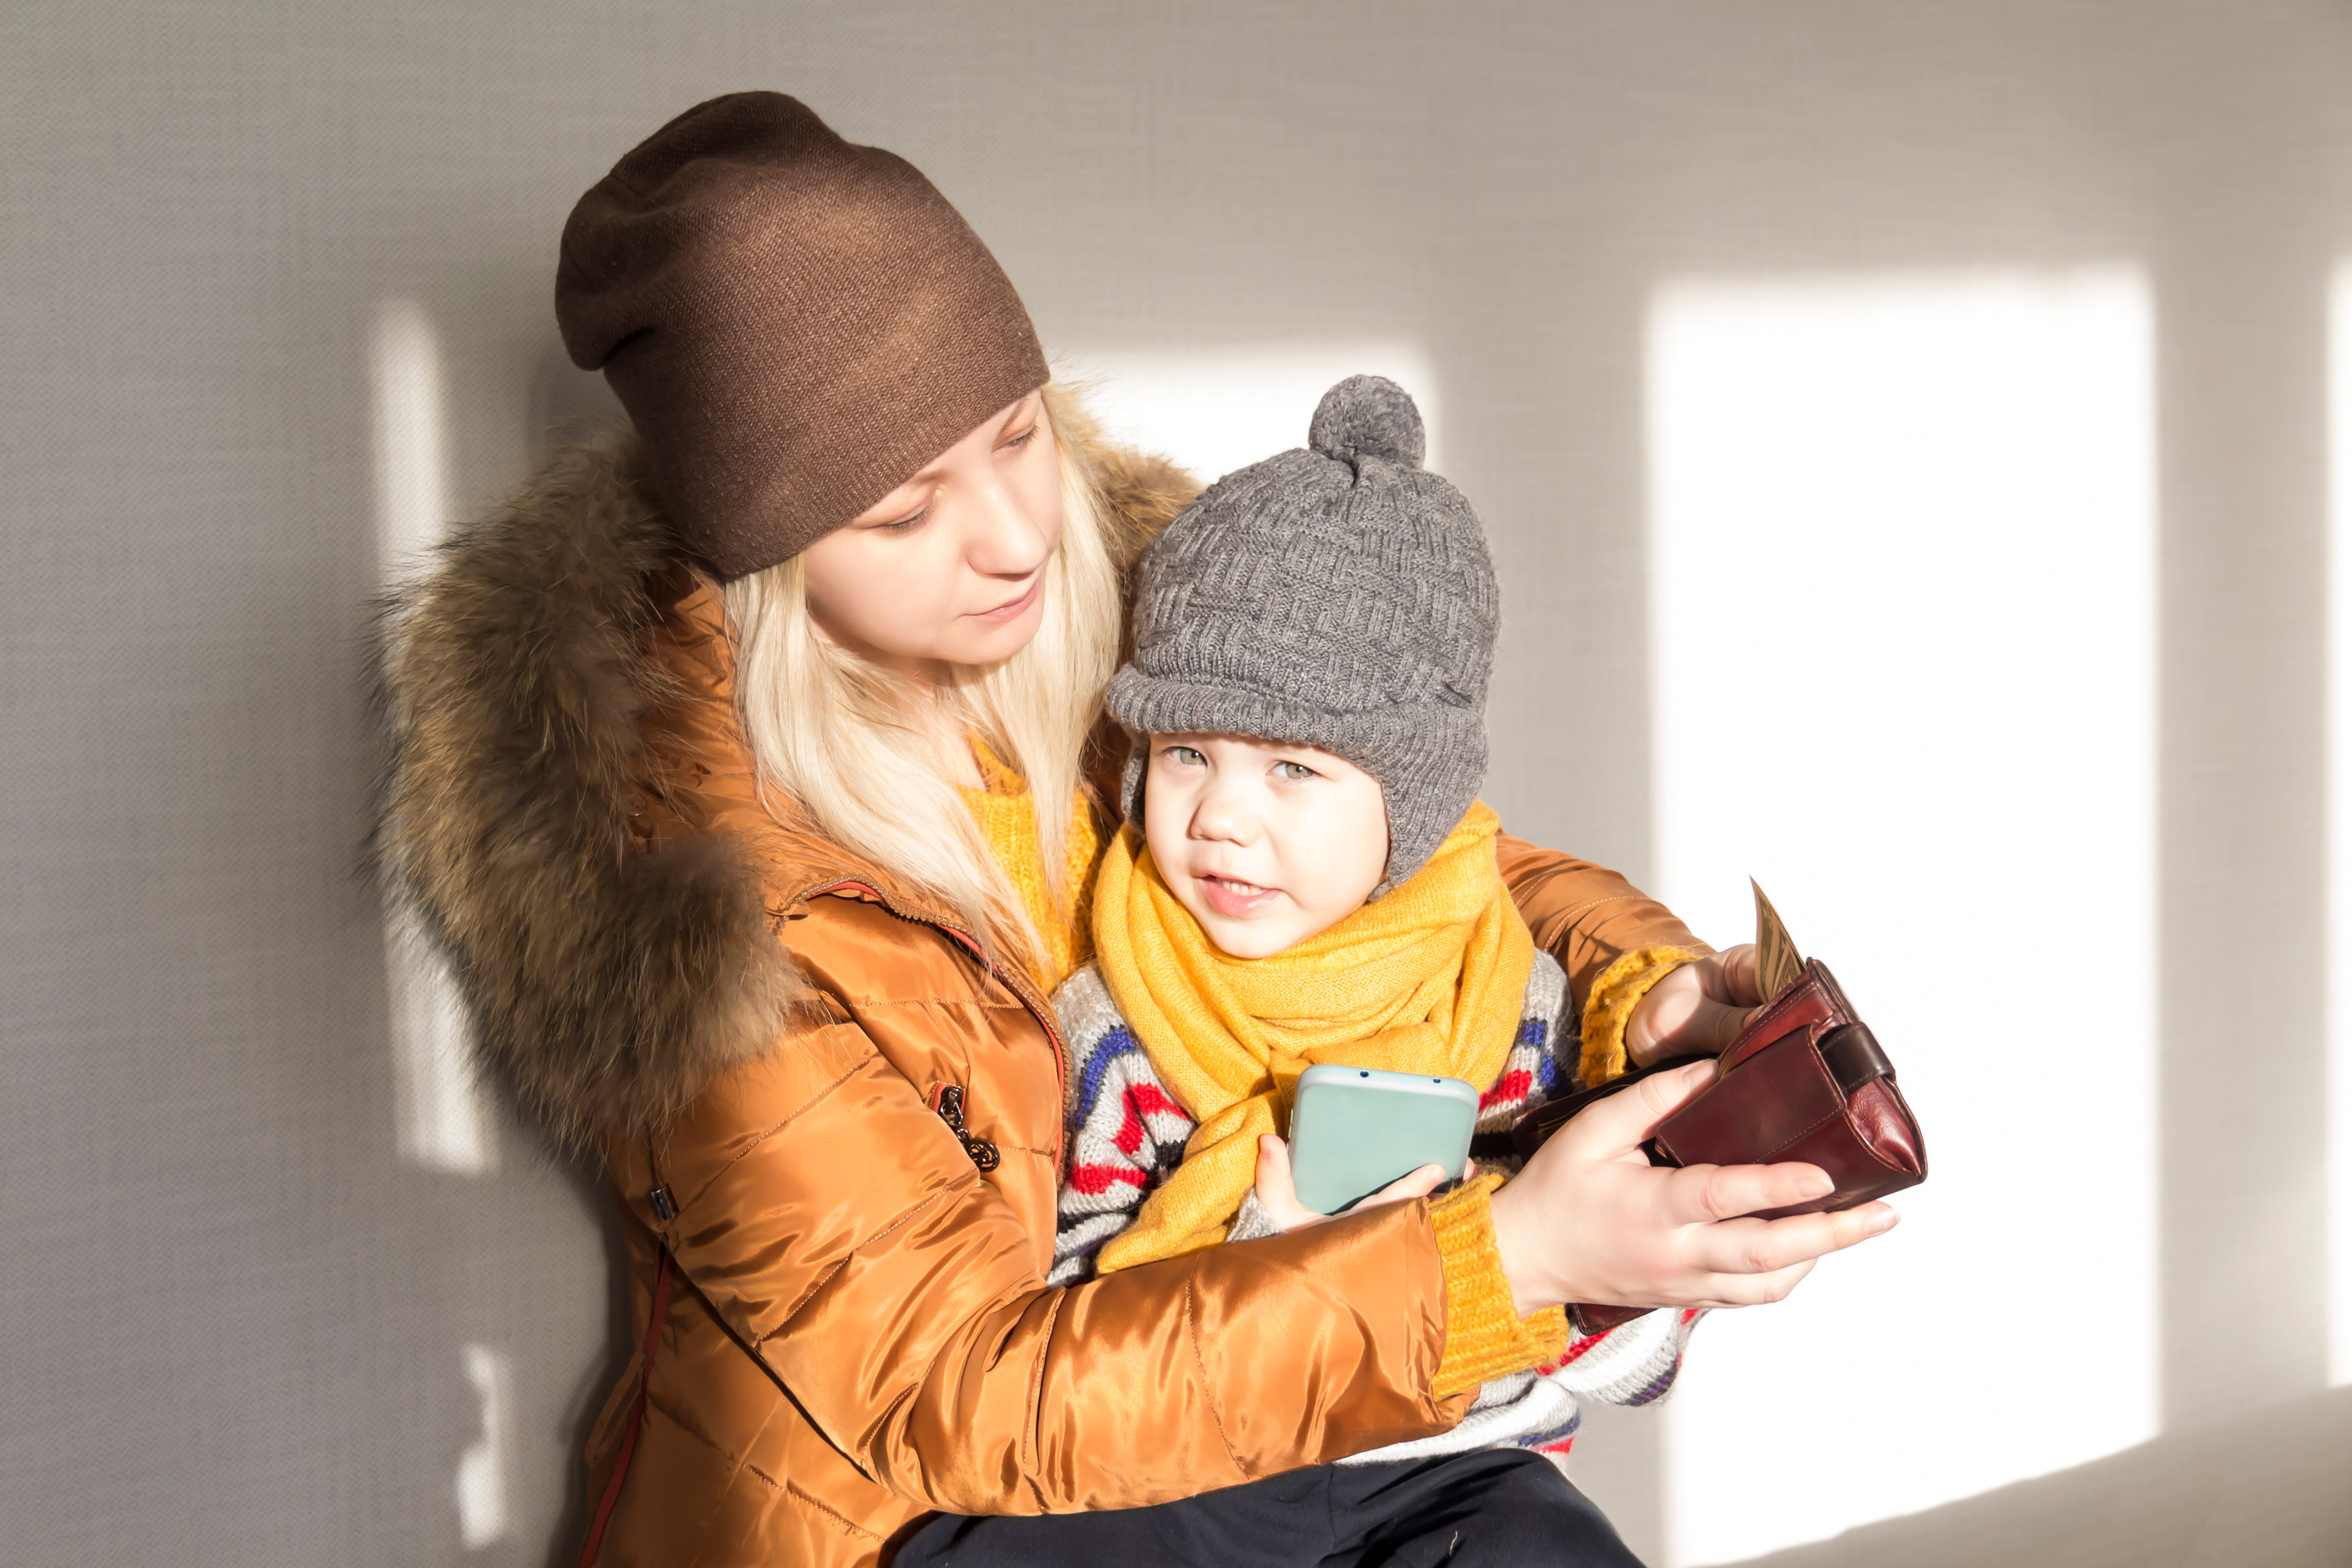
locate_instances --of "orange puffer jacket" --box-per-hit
[380,417,1703,1568]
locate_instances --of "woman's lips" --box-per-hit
[1196,872,1280,918]
[972,576,1043,623]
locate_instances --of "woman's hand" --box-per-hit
[1252,1134,1447,1233]
[1488,1060,1898,1317]
[1626,943,1764,1067]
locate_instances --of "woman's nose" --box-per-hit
[961,473,1052,579]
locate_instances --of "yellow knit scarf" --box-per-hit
[1090,801,1536,1273]
[958,738,1100,992]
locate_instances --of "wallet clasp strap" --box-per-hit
[1817,1022,1892,1096]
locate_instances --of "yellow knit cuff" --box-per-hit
[1580,945,1705,1090]
[1427,1174,1572,1398]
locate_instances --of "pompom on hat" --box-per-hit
[556,92,1050,579]
[1306,374,1427,468]
[1109,375,1501,896]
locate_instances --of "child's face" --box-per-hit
[1142,732,1389,959]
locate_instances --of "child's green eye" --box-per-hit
[1166,745,1207,767]
[1272,761,1319,782]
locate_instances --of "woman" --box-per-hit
[380,93,1890,1567]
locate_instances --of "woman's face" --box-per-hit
[799,391,1063,678]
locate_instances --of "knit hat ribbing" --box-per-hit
[555,92,1050,579]
[1109,375,1499,896]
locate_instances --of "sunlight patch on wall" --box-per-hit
[2327,262,2352,1389]
[1645,270,2158,1564]
[372,298,495,1177]
[374,299,454,578]
[380,904,493,1175]
[1063,344,1438,487]
[456,1341,513,1549]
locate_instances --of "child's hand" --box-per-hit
[1626,944,1762,1066]
[1489,1060,1899,1316]
[1251,1134,1447,1233]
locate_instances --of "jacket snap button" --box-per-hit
[931,1086,995,1171]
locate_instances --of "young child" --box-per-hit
[1050,375,1697,1463]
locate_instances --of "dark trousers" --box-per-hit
[891,1449,1643,1568]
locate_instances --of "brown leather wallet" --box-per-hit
[1509,957,1926,1334]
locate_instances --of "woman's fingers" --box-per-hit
[1703,944,1765,1008]
[1627,950,1764,1063]
[1676,995,1761,1055]
[1687,1202,1902,1278]
[1555,1060,1717,1162]
[1493,1069,1905,1314]
[1662,1159,1834,1224]
[1695,1258,1819,1308]
[1790,1200,1901,1257]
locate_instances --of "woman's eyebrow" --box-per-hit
[997,394,1043,435]
[891,401,1036,491]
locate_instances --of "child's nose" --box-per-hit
[1189,787,1258,843]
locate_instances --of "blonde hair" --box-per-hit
[723,385,1122,969]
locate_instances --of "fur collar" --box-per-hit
[375,391,1196,1150]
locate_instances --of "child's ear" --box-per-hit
[1118,729,1151,822]
[1365,793,1396,902]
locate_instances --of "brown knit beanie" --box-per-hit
[556,92,1050,578]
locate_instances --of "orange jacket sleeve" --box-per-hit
[1495,832,1709,1017]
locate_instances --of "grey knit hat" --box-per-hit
[1109,375,1499,896]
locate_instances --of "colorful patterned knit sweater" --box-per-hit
[1050,952,1700,1462]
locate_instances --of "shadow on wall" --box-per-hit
[538,1157,636,1568]
[530,341,629,453]
[505,345,650,1568]
[1728,1384,2352,1568]
[374,300,641,1564]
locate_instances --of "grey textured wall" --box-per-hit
[6,4,2351,1565]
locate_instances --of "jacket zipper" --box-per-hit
[809,880,1068,1168]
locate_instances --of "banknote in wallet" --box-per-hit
[1751,878,1803,1003]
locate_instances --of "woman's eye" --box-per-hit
[998,424,1038,451]
[1272,761,1319,782]
[873,506,929,534]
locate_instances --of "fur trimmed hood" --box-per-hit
[375,390,1196,1150]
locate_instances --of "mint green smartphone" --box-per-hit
[1288,1065,1480,1216]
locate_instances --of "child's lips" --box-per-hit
[1196,872,1280,918]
